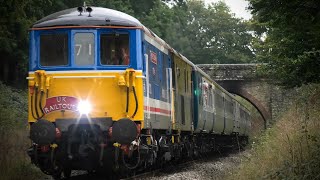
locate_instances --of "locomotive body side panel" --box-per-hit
[142,34,172,130]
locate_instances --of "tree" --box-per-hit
[166,0,255,64]
[0,0,38,85]
[248,0,320,87]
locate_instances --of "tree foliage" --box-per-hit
[180,1,254,64]
[0,0,255,86]
[248,0,320,87]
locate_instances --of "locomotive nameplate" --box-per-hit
[43,96,79,114]
[150,51,157,64]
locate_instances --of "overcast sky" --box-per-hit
[205,0,252,20]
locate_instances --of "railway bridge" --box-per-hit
[197,64,294,128]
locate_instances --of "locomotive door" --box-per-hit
[148,48,160,128]
[163,56,172,130]
[166,64,173,131]
[143,44,156,129]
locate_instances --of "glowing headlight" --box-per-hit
[77,100,92,115]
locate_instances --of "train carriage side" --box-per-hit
[233,101,241,133]
[213,86,226,134]
[193,67,232,135]
[238,105,251,136]
[171,53,193,132]
[192,70,214,133]
[223,93,235,135]
[245,110,251,135]
[192,67,250,137]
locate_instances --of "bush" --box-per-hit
[228,84,320,179]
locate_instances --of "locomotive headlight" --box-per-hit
[77,100,92,115]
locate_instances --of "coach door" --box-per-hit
[163,56,173,131]
[166,60,173,131]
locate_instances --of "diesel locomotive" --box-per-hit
[27,5,251,179]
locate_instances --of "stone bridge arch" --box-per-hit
[217,80,271,128]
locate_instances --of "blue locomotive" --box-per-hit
[27,5,251,179]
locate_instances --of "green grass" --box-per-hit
[0,82,44,180]
[228,84,320,180]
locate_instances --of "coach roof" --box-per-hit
[33,7,142,28]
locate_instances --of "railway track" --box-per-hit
[121,160,197,180]
[121,150,236,180]
[42,149,241,180]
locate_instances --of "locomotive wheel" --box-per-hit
[52,171,62,180]
[63,169,71,178]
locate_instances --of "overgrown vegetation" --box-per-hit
[229,84,320,179]
[248,0,320,87]
[0,82,43,180]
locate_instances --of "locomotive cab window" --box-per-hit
[40,34,68,66]
[100,33,129,65]
[74,33,95,66]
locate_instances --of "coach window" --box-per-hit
[100,33,130,65]
[40,34,68,66]
[74,33,95,66]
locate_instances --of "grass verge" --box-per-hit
[0,82,43,180]
[228,84,320,179]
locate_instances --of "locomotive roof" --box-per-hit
[33,7,142,28]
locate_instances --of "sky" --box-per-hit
[205,0,252,20]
